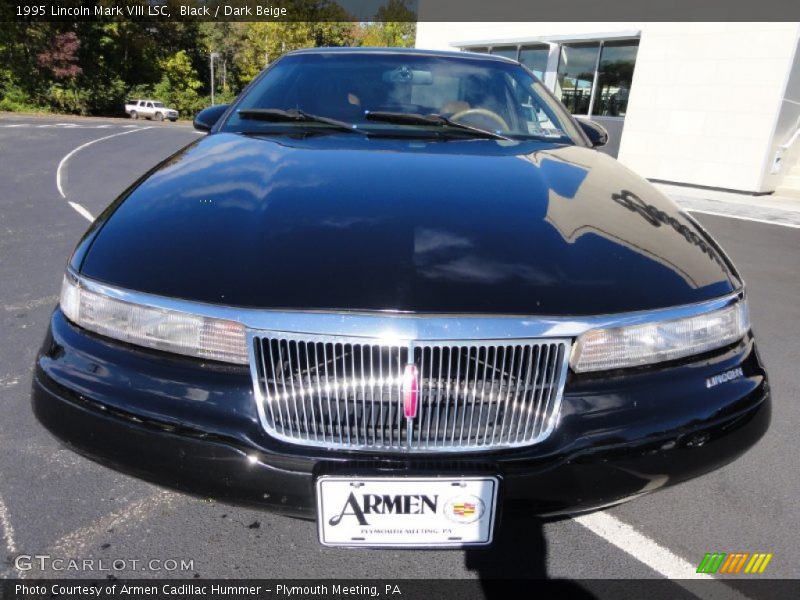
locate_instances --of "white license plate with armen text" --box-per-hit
[316,476,498,547]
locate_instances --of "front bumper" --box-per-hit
[32,309,770,518]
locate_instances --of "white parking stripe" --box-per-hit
[56,127,152,221]
[574,512,751,598]
[68,201,95,222]
[0,491,23,578]
[687,208,800,229]
[50,491,178,557]
[0,492,18,555]
[0,123,146,129]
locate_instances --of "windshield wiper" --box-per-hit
[365,111,510,140]
[237,108,364,135]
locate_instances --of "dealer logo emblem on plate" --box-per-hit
[444,495,485,524]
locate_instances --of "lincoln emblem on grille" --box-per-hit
[402,364,419,419]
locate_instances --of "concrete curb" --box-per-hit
[657,183,800,228]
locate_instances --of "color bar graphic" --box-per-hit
[697,552,773,574]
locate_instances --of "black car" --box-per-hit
[33,48,769,548]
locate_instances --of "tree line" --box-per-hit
[0,2,415,118]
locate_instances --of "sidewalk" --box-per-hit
[656,183,800,229]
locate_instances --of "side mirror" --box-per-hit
[577,119,609,148]
[193,104,230,132]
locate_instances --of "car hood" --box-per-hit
[76,133,739,315]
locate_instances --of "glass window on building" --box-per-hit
[591,41,639,117]
[519,45,549,80]
[489,46,519,61]
[464,47,489,54]
[556,43,600,115]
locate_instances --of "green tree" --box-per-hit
[240,20,358,83]
[199,22,250,96]
[0,20,58,111]
[153,50,203,116]
[0,0,420,116]
[235,0,357,83]
[358,0,416,47]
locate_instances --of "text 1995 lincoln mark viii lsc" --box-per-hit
[32,48,769,548]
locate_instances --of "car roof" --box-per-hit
[283,46,519,64]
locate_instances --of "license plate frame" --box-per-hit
[315,475,499,548]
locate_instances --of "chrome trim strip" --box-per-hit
[68,269,743,342]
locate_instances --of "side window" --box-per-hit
[147,102,154,109]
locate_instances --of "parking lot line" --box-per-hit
[67,201,95,222]
[0,491,18,555]
[49,490,178,558]
[0,491,23,578]
[55,127,153,221]
[575,512,706,579]
[574,512,751,598]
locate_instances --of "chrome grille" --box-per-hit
[249,334,570,452]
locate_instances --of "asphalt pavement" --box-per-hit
[0,114,797,588]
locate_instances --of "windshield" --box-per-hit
[221,52,583,143]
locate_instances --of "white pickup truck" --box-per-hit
[124,99,178,122]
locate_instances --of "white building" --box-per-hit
[415,22,800,196]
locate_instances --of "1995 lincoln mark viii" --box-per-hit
[33,48,770,548]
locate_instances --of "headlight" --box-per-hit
[60,273,248,364]
[570,300,749,373]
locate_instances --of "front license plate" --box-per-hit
[316,476,498,547]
